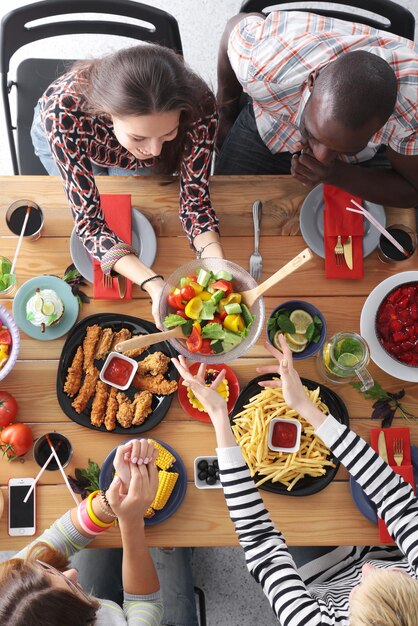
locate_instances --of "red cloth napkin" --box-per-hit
[323,184,364,279]
[370,427,415,543]
[93,194,132,300]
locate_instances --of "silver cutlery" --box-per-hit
[249,200,262,281]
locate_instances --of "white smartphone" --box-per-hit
[8,477,36,536]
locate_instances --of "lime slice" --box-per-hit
[34,295,44,313]
[337,352,360,367]
[289,309,313,334]
[42,301,55,316]
[285,332,308,346]
[286,339,308,353]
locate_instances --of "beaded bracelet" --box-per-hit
[194,241,220,259]
[140,274,164,291]
[86,491,114,528]
[97,490,118,519]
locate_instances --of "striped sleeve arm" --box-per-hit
[316,415,418,573]
[217,445,336,625]
[123,592,163,625]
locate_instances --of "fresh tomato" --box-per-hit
[186,326,203,353]
[211,280,232,295]
[0,391,18,427]
[168,291,185,310]
[0,328,12,345]
[212,315,224,325]
[180,285,195,302]
[0,423,33,460]
[200,338,213,354]
[176,310,188,319]
[219,311,227,321]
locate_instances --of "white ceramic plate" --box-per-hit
[299,184,386,258]
[360,271,418,382]
[70,209,157,283]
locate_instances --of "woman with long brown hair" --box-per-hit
[31,44,223,324]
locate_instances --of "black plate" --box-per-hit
[230,374,349,496]
[57,313,178,434]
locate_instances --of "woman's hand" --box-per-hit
[143,279,165,329]
[256,335,311,415]
[171,356,229,427]
[113,439,157,494]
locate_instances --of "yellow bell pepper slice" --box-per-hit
[189,281,203,295]
[223,314,245,333]
[199,291,212,301]
[219,293,242,313]
[193,321,202,334]
[184,297,203,320]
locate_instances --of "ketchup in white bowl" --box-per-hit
[99,352,137,390]
[268,417,301,453]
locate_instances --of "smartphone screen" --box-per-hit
[9,485,35,531]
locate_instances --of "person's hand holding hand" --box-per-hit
[113,439,157,494]
[171,356,229,429]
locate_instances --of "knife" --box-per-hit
[378,431,389,463]
[117,275,127,299]
[343,235,353,270]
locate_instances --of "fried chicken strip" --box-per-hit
[72,368,99,414]
[116,392,134,428]
[132,391,153,426]
[90,380,110,428]
[94,328,114,360]
[133,373,178,396]
[83,325,102,372]
[64,345,84,397]
[104,387,118,431]
[111,328,132,351]
[136,352,170,377]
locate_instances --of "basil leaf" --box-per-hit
[306,322,315,342]
[277,315,296,334]
[313,315,323,328]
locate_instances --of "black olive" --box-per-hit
[213,459,219,468]
[207,465,216,476]
[206,475,216,485]
[198,470,208,481]
[197,460,209,471]
[215,471,220,480]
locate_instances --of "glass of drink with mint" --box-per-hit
[0,257,17,296]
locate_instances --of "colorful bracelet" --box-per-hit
[99,490,118,518]
[140,275,164,291]
[77,499,107,535]
[86,491,114,528]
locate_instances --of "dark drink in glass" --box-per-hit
[33,433,73,471]
[6,200,44,241]
[378,224,417,263]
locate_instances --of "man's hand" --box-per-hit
[291,151,339,187]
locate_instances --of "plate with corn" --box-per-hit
[99,438,187,525]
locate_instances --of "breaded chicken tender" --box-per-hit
[132,391,153,425]
[94,328,114,360]
[72,368,99,414]
[90,380,109,427]
[104,387,118,431]
[83,325,102,372]
[136,352,170,377]
[111,328,131,352]
[133,373,178,396]
[116,392,134,428]
[64,346,84,397]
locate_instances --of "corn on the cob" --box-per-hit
[149,439,176,470]
[144,506,155,519]
[151,471,179,510]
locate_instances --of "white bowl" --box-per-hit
[99,351,137,390]
[194,456,222,489]
[268,417,302,453]
[0,305,20,382]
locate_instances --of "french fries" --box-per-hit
[232,383,335,491]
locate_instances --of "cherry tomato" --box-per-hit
[0,329,12,345]
[200,338,213,354]
[0,391,18,427]
[0,423,33,460]
[186,326,203,353]
[210,280,232,295]
[176,310,188,319]
[212,315,224,325]
[189,274,197,282]
[180,285,195,302]
[219,311,227,321]
[168,292,185,310]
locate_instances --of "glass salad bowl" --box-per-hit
[158,258,265,363]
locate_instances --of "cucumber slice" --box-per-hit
[224,302,242,315]
[210,290,224,305]
[241,303,254,327]
[210,339,224,354]
[215,270,233,281]
[180,277,189,287]
[197,269,212,287]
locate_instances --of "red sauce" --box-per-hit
[104,356,133,386]
[272,421,298,448]
[376,282,418,367]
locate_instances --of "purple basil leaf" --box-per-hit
[67,475,85,494]
[78,290,91,304]
[387,389,405,401]
[381,408,396,428]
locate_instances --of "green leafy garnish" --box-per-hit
[202,323,225,340]
[26,312,35,321]
[164,314,188,328]
[68,459,101,499]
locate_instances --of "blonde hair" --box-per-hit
[349,568,418,625]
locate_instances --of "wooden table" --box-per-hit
[0,175,417,549]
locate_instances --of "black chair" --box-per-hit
[0,0,183,175]
[240,0,415,40]
[194,586,207,626]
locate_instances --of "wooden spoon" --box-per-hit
[241,248,314,308]
[114,326,184,353]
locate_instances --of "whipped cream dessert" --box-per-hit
[26,288,64,333]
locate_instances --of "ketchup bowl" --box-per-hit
[268,417,302,453]
[99,351,137,390]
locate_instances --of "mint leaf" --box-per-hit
[277,315,296,334]
[202,323,225,340]
[164,314,188,328]
[63,268,81,282]
[306,322,315,342]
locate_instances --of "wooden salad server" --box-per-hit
[114,326,184,353]
[241,248,314,308]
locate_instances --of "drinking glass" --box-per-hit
[33,433,73,471]
[377,223,417,263]
[0,256,17,296]
[6,200,44,241]
[316,331,373,391]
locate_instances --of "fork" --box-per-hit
[393,439,404,466]
[249,200,262,281]
[334,235,345,265]
[102,273,113,289]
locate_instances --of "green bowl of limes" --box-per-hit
[0,257,17,296]
[266,300,326,360]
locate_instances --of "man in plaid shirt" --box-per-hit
[215,10,418,207]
